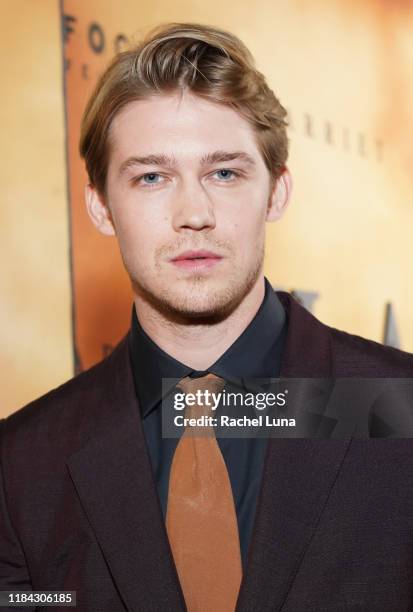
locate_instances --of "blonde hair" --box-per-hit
[79,22,289,196]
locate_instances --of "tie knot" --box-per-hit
[177,373,225,423]
[177,372,225,397]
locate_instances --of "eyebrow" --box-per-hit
[118,150,257,177]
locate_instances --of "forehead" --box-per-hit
[107,91,261,160]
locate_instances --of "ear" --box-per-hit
[84,183,116,236]
[266,167,292,222]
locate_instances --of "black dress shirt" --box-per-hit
[128,276,287,571]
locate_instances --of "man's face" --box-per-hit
[90,90,289,321]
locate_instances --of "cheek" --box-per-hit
[227,204,266,242]
[111,193,162,241]
[241,212,266,257]
[115,209,169,266]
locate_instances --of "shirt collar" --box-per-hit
[129,276,286,418]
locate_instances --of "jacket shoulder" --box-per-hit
[2,334,130,442]
[329,325,413,376]
[276,290,413,377]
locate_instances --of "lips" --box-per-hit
[171,250,222,261]
[170,250,223,271]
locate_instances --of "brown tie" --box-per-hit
[166,373,242,612]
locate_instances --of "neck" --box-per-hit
[133,275,266,371]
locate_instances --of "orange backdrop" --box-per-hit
[1,0,412,415]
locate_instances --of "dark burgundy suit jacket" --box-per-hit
[1,292,413,611]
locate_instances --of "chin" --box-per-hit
[132,259,263,323]
[162,289,235,320]
[134,277,241,323]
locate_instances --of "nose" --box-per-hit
[171,179,216,233]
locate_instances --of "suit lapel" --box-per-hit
[67,291,351,612]
[66,337,186,612]
[235,292,352,611]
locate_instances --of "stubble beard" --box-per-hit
[128,241,265,326]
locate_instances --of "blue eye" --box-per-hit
[142,173,160,184]
[215,169,236,180]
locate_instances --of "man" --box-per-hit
[1,21,413,612]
